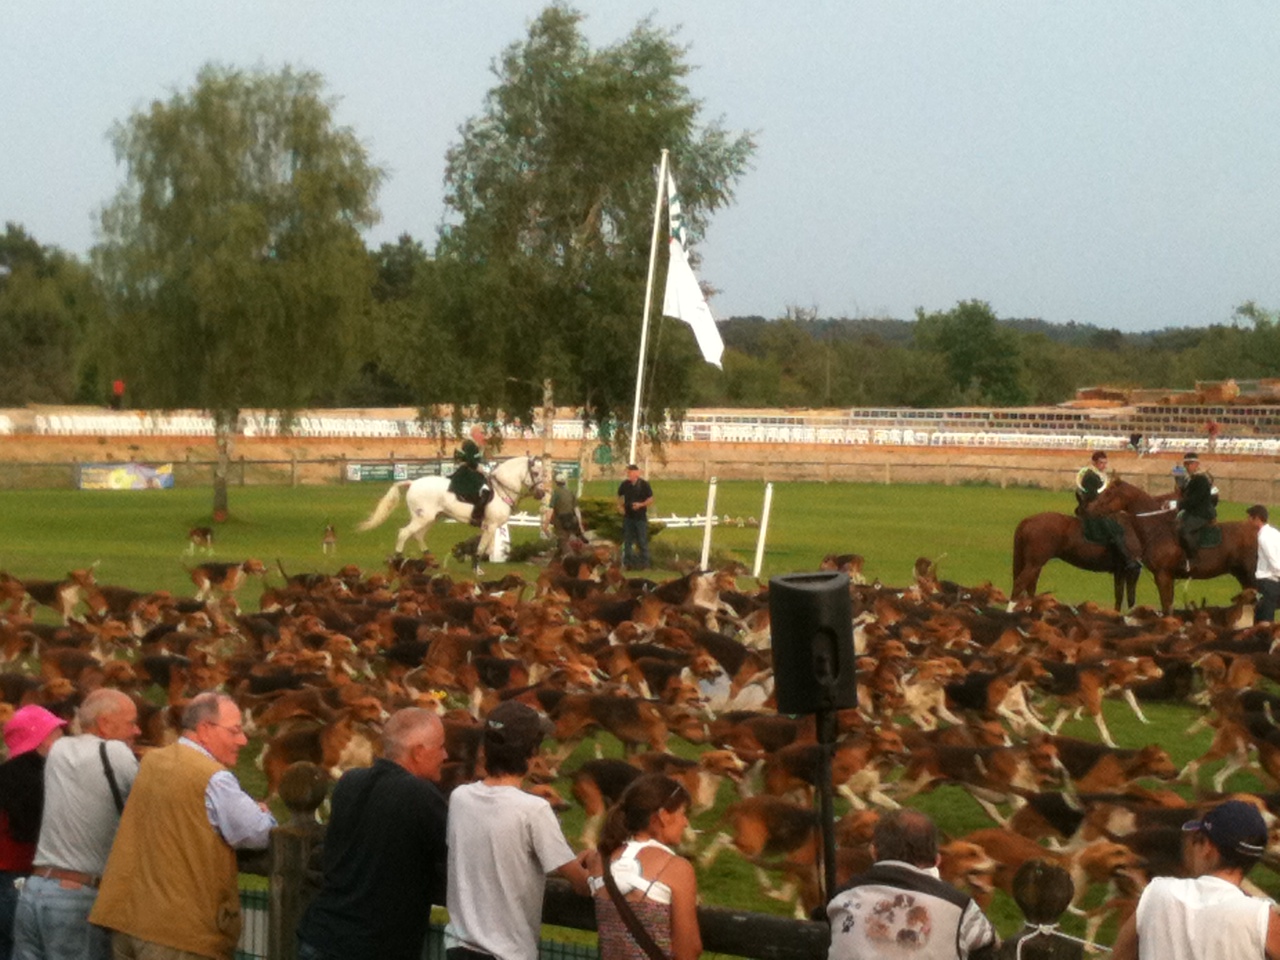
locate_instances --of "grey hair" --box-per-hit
[383,708,443,760]
[79,689,134,731]
[181,692,233,732]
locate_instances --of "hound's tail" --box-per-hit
[356,480,413,532]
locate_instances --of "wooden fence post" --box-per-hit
[266,763,329,960]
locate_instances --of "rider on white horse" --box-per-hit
[450,425,492,526]
[357,454,543,572]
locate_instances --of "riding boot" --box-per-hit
[470,489,492,527]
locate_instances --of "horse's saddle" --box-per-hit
[1190,524,1223,549]
[1081,515,1123,545]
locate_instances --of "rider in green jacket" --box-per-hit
[450,425,492,526]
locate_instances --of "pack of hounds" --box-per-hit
[2,544,1279,950]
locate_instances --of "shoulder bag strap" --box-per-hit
[600,848,671,960]
[99,740,125,814]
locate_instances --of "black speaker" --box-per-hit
[768,571,857,714]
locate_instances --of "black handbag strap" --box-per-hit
[599,847,671,960]
[99,741,125,814]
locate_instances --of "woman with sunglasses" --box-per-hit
[586,774,702,960]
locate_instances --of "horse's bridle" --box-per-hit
[489,457,541,508]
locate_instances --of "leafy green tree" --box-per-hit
[94,64,383,517]
[0,224,103,405]
[414,4,754,444]
[337,235,431,406]
[913,300,1027,405]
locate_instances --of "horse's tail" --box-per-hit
[356,480,413,532]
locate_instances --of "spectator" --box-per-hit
[587,774,701,960]
[297,708,448,960]
[0,708,66,960]
[1247,505,1280,624]
[826,809,998,960]
[13,690,139,960]
[616,463,654,571]
[445,701,590,960]
[548,472,583,557]
[1112,799,1280,959]
[90,692,275,960]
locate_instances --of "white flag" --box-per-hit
[662,173,724,368]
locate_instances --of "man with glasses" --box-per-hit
[91,693,275,960]
[297,708,448,960]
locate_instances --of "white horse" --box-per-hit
[356,455,544,569]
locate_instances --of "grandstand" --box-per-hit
[8,399,1279,457]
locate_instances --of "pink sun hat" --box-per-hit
[3,705,67,759]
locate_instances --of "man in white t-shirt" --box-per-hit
[1248,504,1280,624]
[445,701,590,960]
[1112,799,1280,960]
[12,690,140,960]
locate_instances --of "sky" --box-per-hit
[3,1,1279,332]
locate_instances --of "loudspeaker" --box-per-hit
[768,571,857,714]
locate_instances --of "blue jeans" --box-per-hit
[11,875,110,960]
[1,871,22,960]
[622,514,649,569]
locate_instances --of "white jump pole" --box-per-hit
[699,477,718,570]
[752,482,774,578]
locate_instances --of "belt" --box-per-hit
[32,866,100,888]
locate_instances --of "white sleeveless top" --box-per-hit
[587,838,675,905]
[1136,875,1271,960]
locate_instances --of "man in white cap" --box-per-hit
[13,690,140,960]
[1113,799,1280,959]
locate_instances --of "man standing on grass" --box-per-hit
[13,690,139,960]
[826,809,998,960]
[1112,799,1280,960]
[1248,504,1280,624]
[616,463,654,571]
[445,701,590,960]
[297,708,448,960]
[90,692,275,960]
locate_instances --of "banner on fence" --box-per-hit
[346,462,442,483]
[78,462,174,490]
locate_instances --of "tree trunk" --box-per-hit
[213,412,233,521]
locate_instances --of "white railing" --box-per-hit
[21,409,1280,456]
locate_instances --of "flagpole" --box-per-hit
[629,148,669,466]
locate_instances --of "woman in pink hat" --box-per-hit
[0,705,66,960]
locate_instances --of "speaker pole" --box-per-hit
[816,706,838,905]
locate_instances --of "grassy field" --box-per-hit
[0,478,1253,608]
[0,479,1264,942]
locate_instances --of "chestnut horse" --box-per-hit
[1011,510,1143,610]
[1085,478,1257,614]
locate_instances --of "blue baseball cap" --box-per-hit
[1183,800,1268,858]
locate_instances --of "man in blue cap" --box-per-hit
[1112,799,1280,959]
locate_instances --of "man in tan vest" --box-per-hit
[90,693,275,960]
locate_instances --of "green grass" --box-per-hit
[0,479,1252,608]
[0,479,1264,942]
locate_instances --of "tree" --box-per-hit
[412,4,754,444]
[913,300,1027,405]
[94,64,383,517]
[0,224,103,405]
